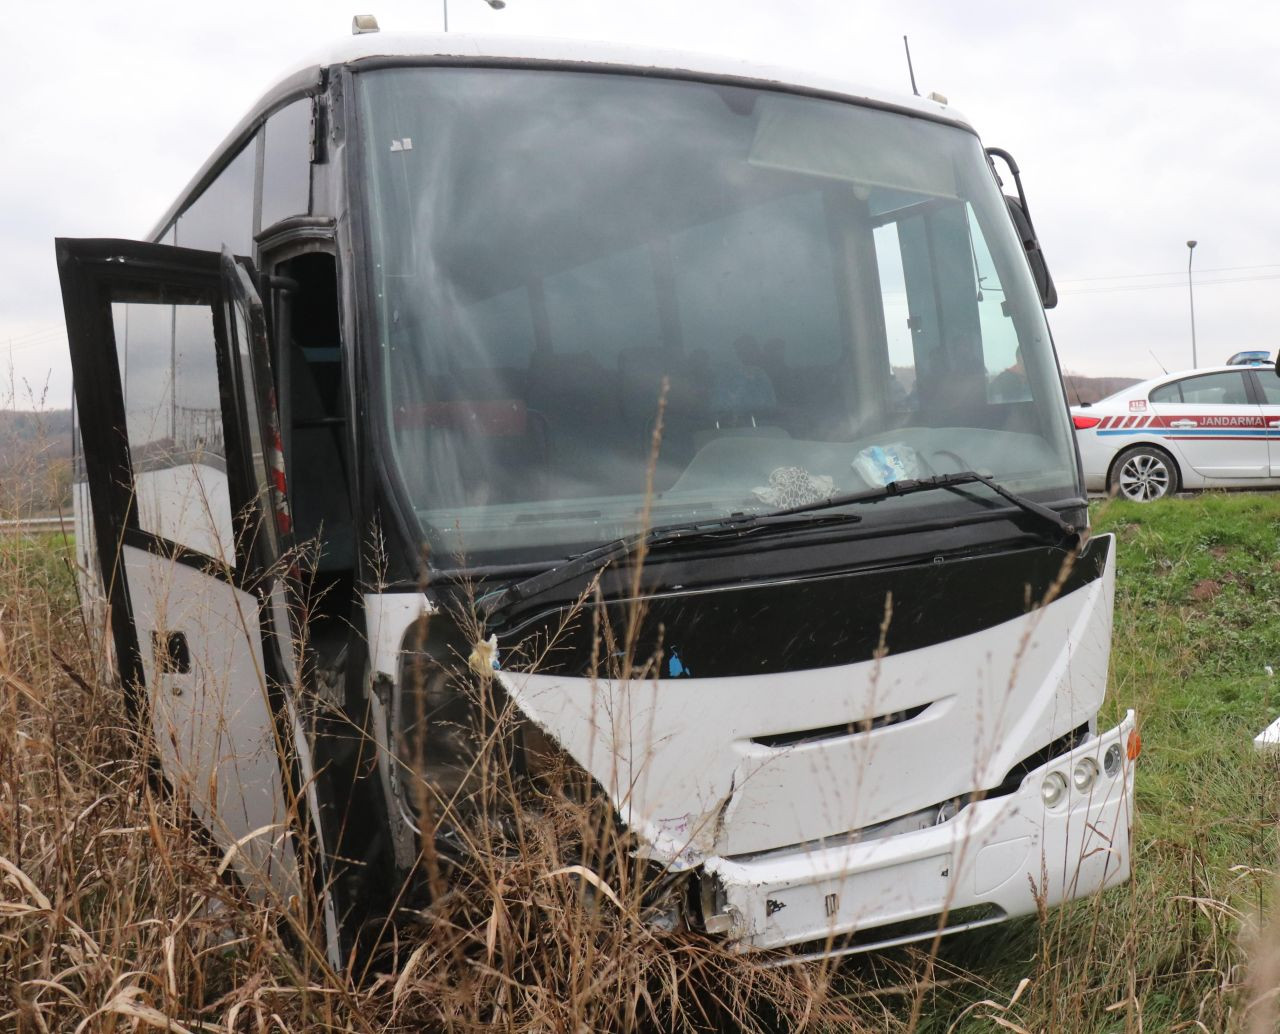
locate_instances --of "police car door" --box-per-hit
[55,238,335,957]
[1146,369,1267,479]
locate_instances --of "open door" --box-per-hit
[55,238,338,961]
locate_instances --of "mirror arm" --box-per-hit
[986,147,1038,232]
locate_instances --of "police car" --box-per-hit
[1072,364,1280,501]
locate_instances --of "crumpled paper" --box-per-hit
[753,466,835,508]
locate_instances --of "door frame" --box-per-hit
[55,236,338,960]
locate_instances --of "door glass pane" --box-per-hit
[113,300,234,562]
[1256,372,1280,405]
[228,297,281,559]
[1173,371,1250,405]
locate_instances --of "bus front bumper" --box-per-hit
[702,710,1136,958]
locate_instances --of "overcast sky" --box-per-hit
[5,0,1279,407]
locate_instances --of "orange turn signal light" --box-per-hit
[1126,729,1142,761]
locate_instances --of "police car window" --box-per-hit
[1177,371,1250,405]
[1254,371,1280,406]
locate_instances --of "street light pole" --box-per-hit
[1186,239,1198,369]
[443,0,506,31]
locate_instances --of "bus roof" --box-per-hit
[151,31,970,241]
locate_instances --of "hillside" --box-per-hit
[0,407,73,512]
[1062,373,1141,405]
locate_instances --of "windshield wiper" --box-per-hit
[477,508,862,624]
[478,471,1076,626]
[766,470,1078,543]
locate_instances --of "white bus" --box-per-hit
[58,27,1136,965]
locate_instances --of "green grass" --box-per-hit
[896,492,1280,1032]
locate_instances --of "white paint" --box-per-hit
[1254,714,1280,751]
[500,539,1115,868]
[362,591,435,870]
[123,545,299,902]
[272,31,960,128]
[711,710,1135,949]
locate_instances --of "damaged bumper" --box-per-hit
[704,710,1136,958]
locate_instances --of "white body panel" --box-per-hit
[711,710,1134,950]
[503,548,1113,867]
[123,545,299,900]
[363,541,1126,951]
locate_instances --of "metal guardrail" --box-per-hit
[0,516,71,535]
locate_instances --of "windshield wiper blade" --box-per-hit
[477,508,863,624]
[766,470,1079,543]
[478,472,1074,625]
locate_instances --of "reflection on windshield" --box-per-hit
[357,68,1078,563]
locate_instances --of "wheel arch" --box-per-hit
[1106,440,1183,496]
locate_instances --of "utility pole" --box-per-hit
[443,0,506,31]
[1186,240,1198,368]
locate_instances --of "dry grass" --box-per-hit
[0,421,883,1031]
[5,400,1280,1031]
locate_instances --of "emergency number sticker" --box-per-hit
[1129,400,1148,412]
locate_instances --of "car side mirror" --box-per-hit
[986,147,1057,310]
[1003,195,1058,309]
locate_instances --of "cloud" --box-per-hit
[6,0,1280,409]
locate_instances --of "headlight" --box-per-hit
[1040,771,1068,808]
[1072,757,1100,793]
[1103,743,1123,778]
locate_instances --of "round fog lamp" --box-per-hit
[1072,757,1100,793]
[1040,771,1068,808]
[1103,743,1123,779]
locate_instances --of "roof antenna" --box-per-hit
[903,35,920,96]
[1149,349,1168,375]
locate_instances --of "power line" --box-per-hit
[1060,272,1280,297]
[2,324,67,345]
[4,330,66,353]
[1056,261,1280,284]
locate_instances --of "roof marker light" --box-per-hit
[352,14,380,34]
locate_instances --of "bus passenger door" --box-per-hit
[55,238,336,958]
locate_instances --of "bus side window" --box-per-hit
[176,136,257,255]
[262,98,313,229]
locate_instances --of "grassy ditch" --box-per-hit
[903,492,1280,1032]
[2,493,1280,1031]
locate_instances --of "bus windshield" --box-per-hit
[356,67,1078,565]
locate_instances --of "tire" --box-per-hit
[1109,445,1179,502]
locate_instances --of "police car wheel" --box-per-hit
[1110,446,1179,502]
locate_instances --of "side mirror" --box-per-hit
[1003,195,1058,309]
[986,147,1057,309]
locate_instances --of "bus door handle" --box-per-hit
[152,630,192,674]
